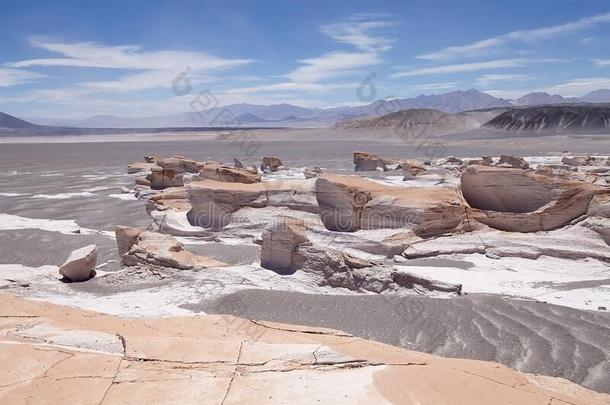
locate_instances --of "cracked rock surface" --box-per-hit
[0,293,608,404]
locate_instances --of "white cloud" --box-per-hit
[6,38,252,92]
[407,82,457,91]
[10,38,252,71]
[545,77,610,96]
[0,68,46,87]
[287,52,382,83]
[320,15,395,52]
[593,59,610,66]
[475,74,533,86]
[418,12,610,61]
[392,59,527,78]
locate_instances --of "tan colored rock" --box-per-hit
[122,230,225,269]
[0,294,607,405]
[562,155,594,166]
[261,216,309,273]
[303,167,323,179]
[497,155,529,169]
[135,176,151,187]
[588,193,610,218]
[115,226,142,258]
[197,161,261,183]
[261,156,283,172]
[127,162,156,174]
[399,159,426,178]
[58,244,97,282]
[315,175,466,236]
[353,151,386,171]
[146,156,205,189]
[462,165,610,232]
[187,179,319,229]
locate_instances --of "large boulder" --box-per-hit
[260,217,309,273]
[562,156,594,166]
[147,156,204,189]
[462,165,610,232]
[399,159,426,179]
[353,151,386,172]
[120,230,225,269]
[115,226,142,257]
[127,162,156,174]
[588,193,610,218]
[187,179,319,229]
[497,155,529,169]
[261,156,283,172]
[315,175,467,236]
[59,245,97,282]
[197,162,261,183]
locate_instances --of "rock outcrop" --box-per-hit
[261,156,283,172]
[562,155,594,166]
[197,161,261,183]
[497,155,529,169]
[315,175,466,236]
[58,244,97,282]
[353,151,386,172]
[462,165,610,232]
[117,227,225,270]
[187,179,319,229]
[146,156,204,189]
[2,294,606,405]
[261,217,309,273]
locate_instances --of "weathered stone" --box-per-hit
[59,245,97,282]
[303,167,323,179]
[497,155,529,169]
[562,156,594,166]
[315,175,466,236]
[588,193,610,218]
[122,230,225,270]
[353,151,386,172]
[462,165,610,232]
[127,162,156,174]
[187,179,319,229]
[115,226,143,258]
[392,269,462,294]
[197,162,261,183]
[261,156,283,172]
[399,159,426,178]
[261,217,309,273]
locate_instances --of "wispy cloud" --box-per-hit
[407,82,457,91]
[222,14,394,99]
[392,59,527,78]
[0,68,46,87]
[320,14,395,52]
[593,59,610,66]
[7,38,252,92]
[475,73,533,87]
[287,51,382,83]
[418,12,610,61]
[545,77,610,96]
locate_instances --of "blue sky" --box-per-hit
[2,0,610,118]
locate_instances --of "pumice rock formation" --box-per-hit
[261,156,283,172]
[462,165,610,232]
[58,244,97,282]
[116,226,225,270]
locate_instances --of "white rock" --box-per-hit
[59,244,97,282]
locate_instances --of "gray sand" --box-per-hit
[193,289,610,393]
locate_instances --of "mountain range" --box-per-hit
[21,88,610,128]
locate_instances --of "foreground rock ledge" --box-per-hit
[0,293,607,405]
